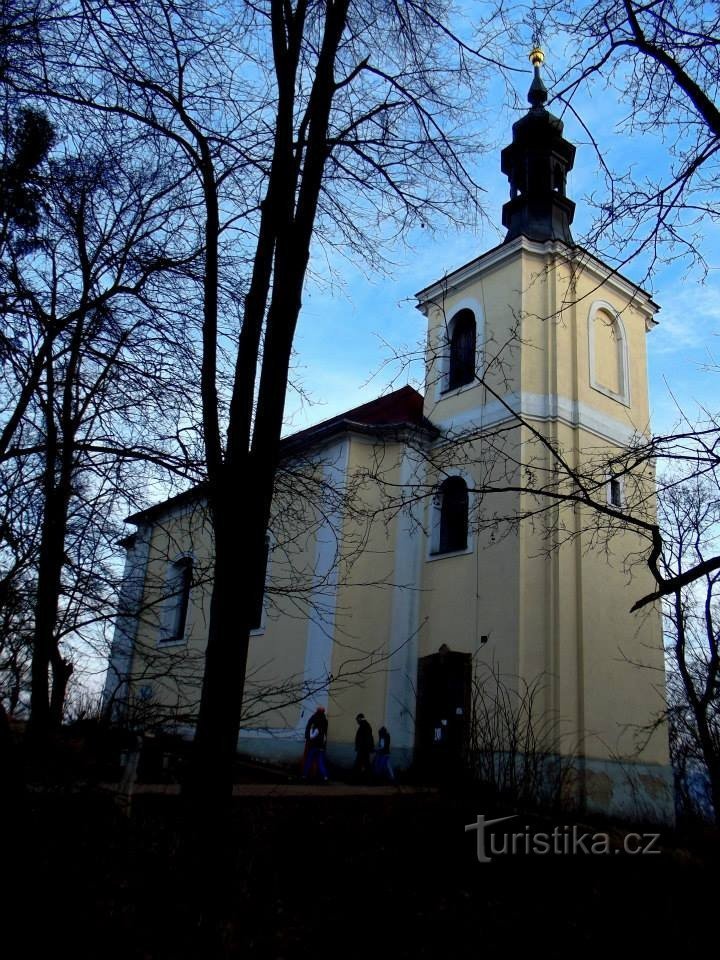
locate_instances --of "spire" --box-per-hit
[500,48,576,245]
[527,46,548,109]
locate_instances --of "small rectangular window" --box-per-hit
[159,557,192,644]
[608,477,622,508]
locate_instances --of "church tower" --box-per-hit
[414,50,673,821]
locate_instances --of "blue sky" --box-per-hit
[286,49,719,440]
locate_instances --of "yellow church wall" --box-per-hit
[122,434,416,749]
[576,503,667,763]
[512,416,667,768]
[419,521,521,672]
[243,482,323,731]
[326,435,404,747]
[516,245,653,437]
[420,241,654,453]
[126,465,337,733]
[418,427,524,683]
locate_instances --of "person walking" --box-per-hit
[354,713,374,781]
[302,706,329,782]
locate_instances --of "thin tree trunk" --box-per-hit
[28,318,81,743]
[49,650,73,727]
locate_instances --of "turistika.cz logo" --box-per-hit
[464,815,661,863]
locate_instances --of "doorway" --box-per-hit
[415,646,471,776]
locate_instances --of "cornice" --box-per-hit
[415,238,660,327]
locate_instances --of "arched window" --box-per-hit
[447,309,476,390]
[588,300,630,404]
[594,310,622,393]
[159,555,192,644]
[433,476,469,555]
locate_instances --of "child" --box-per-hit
[373,725,395,782]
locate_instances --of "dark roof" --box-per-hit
[306,383,425,428]
[280,384,435,454]
[126,385,435,526]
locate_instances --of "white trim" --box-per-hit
[131,494,211,532]
[426,544,473,563]
[301,437,349,715]
[237,726,305,741]
[154,637,188,649]
[385,448,425,749]
[416,236,525,305]
[435,391,643,447]
[240,440,350,741]
[102,526,152,720]
[588,300,631,407]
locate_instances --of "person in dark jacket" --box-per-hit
[354,713,374,780]
[302,706,329,781]
[373,725,395,782]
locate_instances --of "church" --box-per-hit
[104,51,673,821]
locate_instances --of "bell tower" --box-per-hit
[500,47,576,245]
[414,48,673,822]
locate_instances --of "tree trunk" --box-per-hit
[28,324,79,744]
[186,0,350,818]
[185,470,270,811]
[50,652,73,728]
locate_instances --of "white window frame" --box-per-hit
[427,473,474,560]
[606,474,625,510]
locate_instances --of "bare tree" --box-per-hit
[469,661,579,809]
[15,0,490,805]
[1,127,205,742]
[658,475,720,823]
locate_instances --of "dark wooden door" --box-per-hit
[415,648,471,776]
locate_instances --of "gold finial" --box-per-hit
[529,46,545,67]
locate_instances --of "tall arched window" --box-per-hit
[433,476,469,555]
[447,309,476,390]
[159,555,192,644]
[588,300,630,404]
